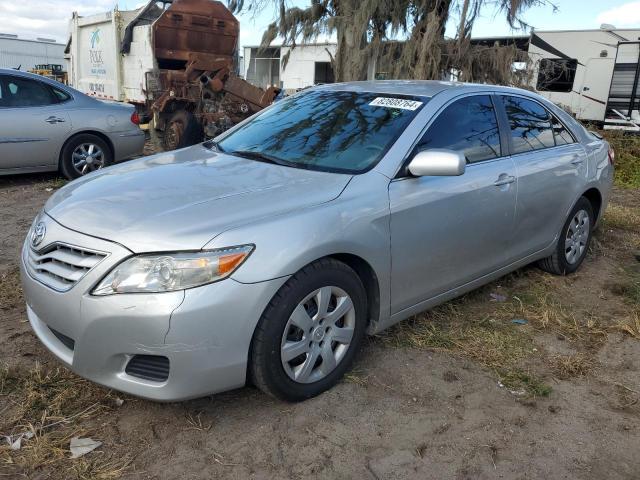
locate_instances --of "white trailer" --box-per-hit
[529,27,640,131]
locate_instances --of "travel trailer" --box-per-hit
[529,27,640,131]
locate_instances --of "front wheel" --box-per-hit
[250,258,367,401]
[538,196,594,275]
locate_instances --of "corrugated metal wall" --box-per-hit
[0,38,65,70]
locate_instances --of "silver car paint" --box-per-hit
[20,81,614,401]
[0,69,144,174]
[44,146,353,252]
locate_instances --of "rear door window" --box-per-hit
[1,76,57,107]
[502,96,555,154]
[414,95,501,163]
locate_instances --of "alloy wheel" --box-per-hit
[72,143,105,176]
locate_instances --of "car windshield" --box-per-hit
[215,90,427,174]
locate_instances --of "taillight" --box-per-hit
[608,145,615,165]
[130,111,140,125]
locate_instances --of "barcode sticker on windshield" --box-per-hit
[369,97,423,110]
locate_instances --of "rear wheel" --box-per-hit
[538,197,594,275]
[60,134,112,179]
[162,110,202,151]
[250,258,367,401]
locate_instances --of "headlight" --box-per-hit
[92,245,254,295]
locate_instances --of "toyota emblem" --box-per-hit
[31,222,46,248]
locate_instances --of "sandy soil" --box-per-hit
[0,170,638,479]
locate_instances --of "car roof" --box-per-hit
[0,68,67,88]
[0,68,43,78]
[315,80,538,100]
[0,68,91,100]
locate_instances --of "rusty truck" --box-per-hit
[66,0,279,150]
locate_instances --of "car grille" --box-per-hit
[25,243,107,291]
[125,355,170,382]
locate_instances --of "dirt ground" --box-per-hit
[1,163,639,479]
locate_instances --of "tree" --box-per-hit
[229,0,554,84]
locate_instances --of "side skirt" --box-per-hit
[372,246,555,334]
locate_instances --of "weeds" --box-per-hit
[499,369,552,397]
[603,131,640,189]
[43,177,68,190]
[376,266,617,397]
[549,353,593,379]
[0,266,23,311]
[602,203,640,232]
[613,314,640,339]
[343,369,370,386]
[376,286,553,396]
[0,363,130,479]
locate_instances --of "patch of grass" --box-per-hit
[0,266,23,311]
[607,262,640,316]
[549,353,593,379]
[376,268,612,396]
[0,363,130,479]
[43,177,68,190]
[602,131,640,188]
[343,370,369,386]
[376,295,543,394]
[613,313,640,339]
[602,203,640,232]
[608,278,640,306]
[499,369,552,397]
[500,272,608,345]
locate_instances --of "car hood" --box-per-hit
[45,145,352,252]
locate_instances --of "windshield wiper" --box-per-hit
[203,140,226,152]
[229,150,294,167]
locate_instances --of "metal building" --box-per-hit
[0,33,65,71]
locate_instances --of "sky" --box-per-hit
[0,0,639,47]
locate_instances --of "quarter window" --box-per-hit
[551,115,575,145]
[502,96,555,154]
[0,76,56,107]
[414,95,501,163]
[52,87,71,102]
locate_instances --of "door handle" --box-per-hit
[493,175,516,186]
[45,116,65,124]
[570,157,584,166]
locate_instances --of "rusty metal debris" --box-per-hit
[145,0,279,149]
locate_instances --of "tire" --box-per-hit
[250,258,367,402]
[538,196,594,275]
[162,110,202,151]
[60,133,113,180]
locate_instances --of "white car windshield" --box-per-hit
[215,90,427,174]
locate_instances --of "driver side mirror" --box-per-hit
[407,149,466,177]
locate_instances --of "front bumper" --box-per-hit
[20,215,287,401]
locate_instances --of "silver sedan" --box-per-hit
[0,69,144,179]
[20,81,614,401]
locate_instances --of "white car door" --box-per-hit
[0,74,71,170]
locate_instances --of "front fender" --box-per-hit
[205,171,393,325]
